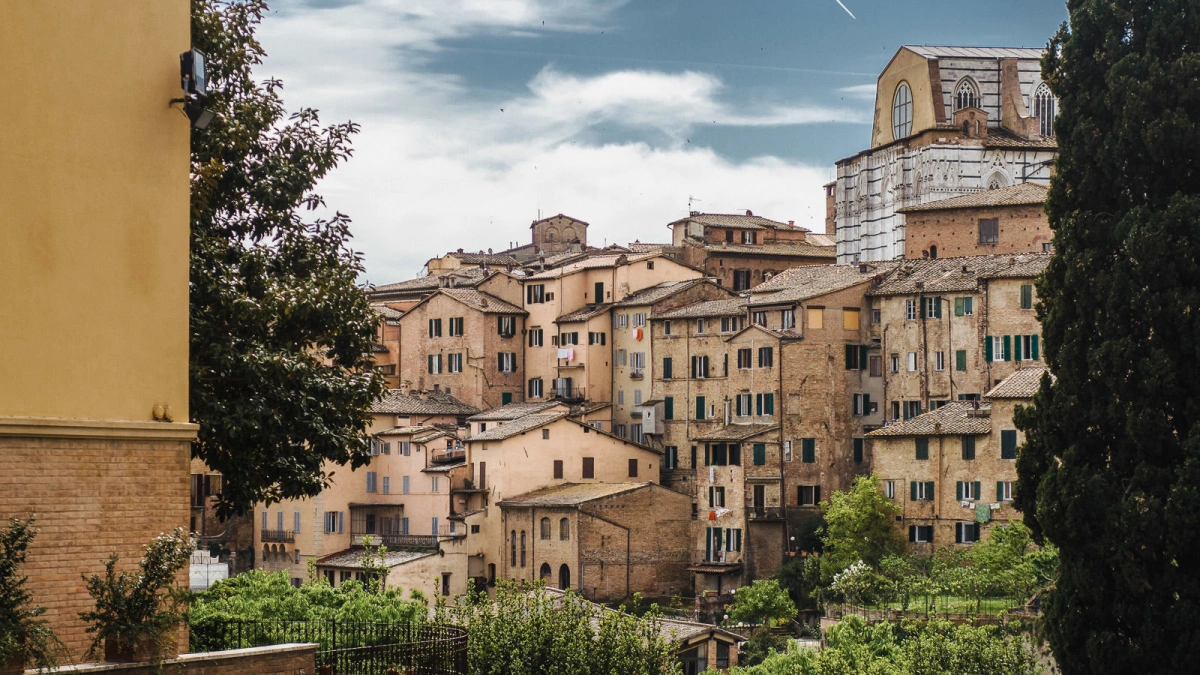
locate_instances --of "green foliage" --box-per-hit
[818,475,904,584]
[1014,2,1200,672]
[737,627,790,668]
[79,529,195,661]
[189,0,386,517]
[728,580,797,626]
[725,616,1037,675]
[0,516,63,670]
[356,538,391,594]
[773,556,821,611]
[434,580,678,675]
[189,569,427,626]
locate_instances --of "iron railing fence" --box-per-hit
[190,619,467,675]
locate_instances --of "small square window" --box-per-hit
[542,429,550,439]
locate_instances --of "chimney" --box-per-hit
[488,247,493,254]
[745,209,753,216]
[458,248,464,253]
[788,220,794,227]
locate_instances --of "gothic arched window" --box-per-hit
[892,83,913,140]
[560,518,570,541]
[1034,83,1056,137]
[520,531,527,567]
[954,79,979,111]
[540,517,550,540]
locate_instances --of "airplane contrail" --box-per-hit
[835,0,857,19]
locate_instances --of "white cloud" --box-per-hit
[838,83,878,101]
[252,0,859,282]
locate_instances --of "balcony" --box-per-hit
[690,549,744,567]
[553,388,587,403]
[431,448,466,464]
[747,506,786,521]
[261,530,295,543]
[629,370,644,380]
[352,533,439,550]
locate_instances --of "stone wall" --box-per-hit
[33,644,317,675]
[904,203,1050,260]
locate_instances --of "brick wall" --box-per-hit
[904,204,1050,260]
[33,643,317,675]
[0,430,192,660]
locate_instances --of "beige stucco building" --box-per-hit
[0,1,196,656]
[868,367,1046,549]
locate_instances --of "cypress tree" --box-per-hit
[1015,2,1200,673]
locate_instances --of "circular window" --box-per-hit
[892,83,913,140]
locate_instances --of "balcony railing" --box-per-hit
[747,506,786,521]
[261,530,295,543]
[351,532,439,550]
[553,388,587,403]
[693,549,744,566]
[629,370,644,380]
[431,448,466,464]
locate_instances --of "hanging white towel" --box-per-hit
[557,348,570,359]
[708,466,715,483]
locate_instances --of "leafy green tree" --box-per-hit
[818,475,904,582]
[1014,2,1200,672]
[189,0,385,517]
[727,579,797,626]
[0,516,63,670]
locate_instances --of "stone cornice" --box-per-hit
[0,416,198,441]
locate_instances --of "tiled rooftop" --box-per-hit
[317,549,435,569]
[670,212,809,232]
[525,253,659,280]
[613,279,709,307]
[556,303,613,323]
[468,401,564,422]
[868,253,1051,296]
[748,263,898,306]
[654,298,748,320]
[370,267,490,295]
[497,482,651,507]
[986,366,1052,399]
[465,412,567,442]
[898,183,1048,213]
[370,389,482,416]
[904,45,1046,60]
[448,251,521,266]
[692,241,835,258]
[691,424,779,442]
[438,288,526,314]
[371,304,403,320]
[867,401,992,437]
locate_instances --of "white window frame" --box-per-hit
[913,525,932,543]
[783,440,792,462]
[999,481,1014,502]
[781,309,795,329]
[933,351,945,371]
[885,480,896,500]
[529,378,543,398]
[906,299,918,321]
[890,354,899,373]
[529,329,543,347]
[992,336,1005,362]
[962,481,978,500]
[913,482,930,500]
[907,352,917,372]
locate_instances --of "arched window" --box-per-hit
[560,518,570,541]
[929,245,938,259]
[540,517,551,540]
[558,564,571,590]
[520,530,527,567]
[892,83,913,140]
[539,563,552,581]
[954,79,979,111]
[510,531,516,567]
[987,173,1007,190]
[1033,83,1056,137]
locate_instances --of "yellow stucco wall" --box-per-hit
[872,48,937,148]
[0,0,192,422]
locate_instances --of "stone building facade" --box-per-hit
[899,183,1051,259]
[835,46,1059,263]
[669,212,835,290]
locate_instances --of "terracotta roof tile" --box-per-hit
[613,280,711,307]
[497,482,651,507]
[370,389,482,416]
[691,241,835,258]
[986,366,1052,399]
[439,288,526,314]
[898,183,1047,213]
[691,424,779,442]
[868,253,1051,296]
[316,549,435,569]
[468,401,564,422]
[748,263,898,306]
[867,401,992,437]
[448,251,521,266]
[654,298,748,319]
[556,303,612,323]
[670,212,809,232]
[466,412,567,442]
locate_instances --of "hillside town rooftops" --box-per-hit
[898,183,1048,213]
[670,212,810,232]
[687,240,835,258]
[557,303,613,323]
[867,254,1051,296]
[867,401,993,437]
[436,288,526,314]
[497,482,651,507]
[370,389,482,417]
[691,424,779,442]
[654,298,748,320]
[468,401,564,422]
[466,412,568,442]
[445,250,521,266]
[986,366,1052,399]
[749,263,897,306]
[525,252,658,280]
[371,304,404,320]
[613,279,711,307]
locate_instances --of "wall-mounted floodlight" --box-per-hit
[172,48,216,129]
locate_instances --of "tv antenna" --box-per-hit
[688,195,702,213]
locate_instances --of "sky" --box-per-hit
[254,0,1069,284]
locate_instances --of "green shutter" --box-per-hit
[956,481,963,500]
[705,444,711,466]
[845,344,854,369]
[926,481,935,501]
[729,444,741,466]
[766,393,775,415]
[955,297,964,316]
[664,397,674,420]
[956,349,967,371]
[706,527,712,558]
[916,438,929,460]
[735,529,742,551]
[1001,430,1018,459]
[997,481,1005,501]
[753,444,766,466]
[910,481,918,501]
[696,396,705,420]
[985,337,993,362]
[708,487,714,507]
[853,438,864,463]
[802,439,815,463]
[863,393,870,414]
[663,357,672,379]
[974,481,982,500]
[1021,284,1033,309]
[1014,334,1023,361]
[934,297,942,318]
[1031,334,1040,360]
[1003,335,1012,361]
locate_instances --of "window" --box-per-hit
[756,393,775,416]
[906,299,918,321]
[527,284,545,304]
[853,393,870,416]
[741,230,757,244]
[726,229,734,242]
[801,438,816,463]
[428,318,442,337]
[870,355,883,377]
[923,297,942,319]
[448,352,463,373]
[708,486,726,508]
[633,389,643,406]
[954,78,979,110]
[540,517,551,540]
[427,354,442,374]
[588,331,606,345]
[987,336,1007,362]
[721,316,742,333]
[892,400,901,421]
[845,344,867,370]
[630,351,645,375]
[664,445,678,469]
[1034,82,1056,137]
[956,350,967,371]
[783,440,792,462]
[750,443,766,466]
[382,476,390,494]
[497,352,517,373]
[696,318,705,333]
[956,522,982,544]
[510,531,516,566]
[954,297,974,316]
[560,518,570,541]
[781,309,795,329]
[1021,284,1034,309]
[664,320,672,335]
[752,311,767,326]
[907,352,917,372]
[905,400,922,420]
[957,480,981,501]
[998,481,1014,502]
[916,438,929,460]
[324,511,338,533]
[843,308,860,330]
[716,643,730,670]
[962,435,976,460]
[552,460,563,479]
[797,485,821,506]
[664,396,674,420]
[1015,334,1039,361]
[911,481,934,501]
[854,438,864,463]
[1043,242,1054,253]
[758,346,774,368]
[872,308,881,324]
[582,457,594,479]
[890,354,899,373]
[1001,430,1018,459]
[909,525,934,543]
[885,480,896,500]
[933,351,945,371]
[528,378,543,398]
[628,458,639,477]
[402,475,410,494]
[527,328,543,347]
[690,355,710,379]
[662,357,673,379]
[695,396,706,420]
[632,312,647,328]
[806,306,824,329]
[559,332,579,345]
[540,428,549,440]
[733,269,752,291]
[431,476,440,493]
[520,531,526,567]
[448,317,464,336]
[617,390,624,405]
[615,314,628,329]
[736,348,752,369]
[979,219,999,244]
[892,82,912,139]
[736,393,751,416]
